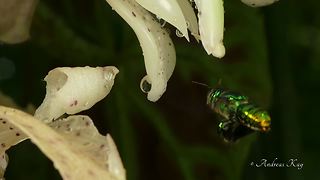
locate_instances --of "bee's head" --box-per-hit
[206,88,224,108]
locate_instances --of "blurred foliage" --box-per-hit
[0,0,319,179]
[0,0,38,44]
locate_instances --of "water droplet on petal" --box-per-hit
[159,19,166,27]
[140,76,151,93]
[175,29,184,38]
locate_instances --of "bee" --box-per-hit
[193,81,271,142]
[207,88,271,142]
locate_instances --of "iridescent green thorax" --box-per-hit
[207,88,248,119]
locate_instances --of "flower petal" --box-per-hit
[176,0,200,41]
[135,0,189,41]
[106,0,176,102]
[0,107,125,180]
[50,116,126,180]
[194,0,225,58]
[35,66,119,122]
[0,116,27,155]
[0,153,8,178]
[106,134,126,180]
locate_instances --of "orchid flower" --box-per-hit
[0,66,126,180]
[0,0,278,102]
[105,0,279,102]
[0,0,280,179]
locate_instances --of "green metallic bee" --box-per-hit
[206,87,271,142]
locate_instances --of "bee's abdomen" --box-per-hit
[237,104,270,131]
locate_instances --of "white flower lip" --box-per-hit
[106,0,176,102]
[35,66,119,122]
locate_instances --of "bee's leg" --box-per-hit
[218,120,233,131]
[216,111,238,141]
[232,125,254,141]
[229,111,254,141]
[217,120,240,142]
[229,111,239,123]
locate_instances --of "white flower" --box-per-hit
[0,66,126,180]
[105,0,223,102]
[106,0,276,101]
[105,0,278,102]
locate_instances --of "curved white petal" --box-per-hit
[50,116,126,180]
[194,0,225,58]
[241,0,279,7]
[106,0,176,102]
[35,66,119,122]
[176,0,200,41]
[106,134,126,180]
[0,154,8,179]
[135,0,189,41]
[0,107,125,180]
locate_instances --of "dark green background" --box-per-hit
[0,0,318,179]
